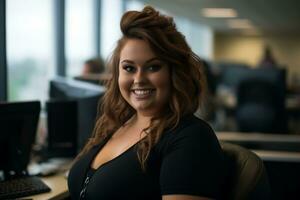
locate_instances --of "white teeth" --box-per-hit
[133,89,153,95]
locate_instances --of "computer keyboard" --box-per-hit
[0,176,51,200]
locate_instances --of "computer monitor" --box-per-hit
[47,77,105,156]
[0,101,41,180]
[220,64,286,91]
[49,76,104,100]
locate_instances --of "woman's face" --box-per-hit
[118,39,171,116]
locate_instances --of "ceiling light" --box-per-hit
[202,8,237,18]
[227,19,254,29]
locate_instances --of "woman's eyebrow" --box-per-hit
[120,59,135,64]
[144,57,160,64]
[120,57,161,65]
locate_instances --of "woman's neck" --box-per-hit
[132,113,152,129]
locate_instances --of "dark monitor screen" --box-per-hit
[48,77,105,155]
[0,101,40,180]
[220,66,286,93]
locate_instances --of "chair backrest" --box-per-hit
[237,78,278,106]
[236,77,287,133]
[221,142,271,200]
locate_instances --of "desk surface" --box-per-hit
[24,174,68,200]
[24,158,72,200]
[217,131,300,162]
[217,131,300,143]
[252,149,300,162]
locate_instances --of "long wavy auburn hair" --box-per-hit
[77,6,207,170]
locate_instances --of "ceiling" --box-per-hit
[139,0,300,35]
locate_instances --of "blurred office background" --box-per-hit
[1,0,300,134]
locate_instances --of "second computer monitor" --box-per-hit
[47,77,105,156]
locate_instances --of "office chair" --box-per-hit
[235,78,287,133]
[221,142,270,200]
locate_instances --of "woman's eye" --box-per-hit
[123,65,135,73]
[148,65,161,72]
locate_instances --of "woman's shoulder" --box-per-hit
[165,114,215,139]
[156,114,220,153]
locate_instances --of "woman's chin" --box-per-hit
[133,103,156,115]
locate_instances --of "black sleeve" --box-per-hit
[159,120,225,199]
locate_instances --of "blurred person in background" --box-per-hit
[259,45,278,68]
[81,57,105,75]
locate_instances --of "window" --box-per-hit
[65,0,96,77]
[175,16,213,60]
[6,0,55,102]
[125,0,145,11]
[101,0,123,60]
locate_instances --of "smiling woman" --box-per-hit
[68,6,227,200]
[118,39,171,117]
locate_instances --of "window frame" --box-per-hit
[0,0,7,101]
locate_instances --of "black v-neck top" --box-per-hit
[68,115,227,200]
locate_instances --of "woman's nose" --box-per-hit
[133,69,147,84]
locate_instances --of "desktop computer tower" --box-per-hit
[47,77,104,158]
[46,96,100,157]
[46,100,78,157]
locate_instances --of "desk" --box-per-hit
[217,131,300,152]
[217,131,300,142]
[24,158,72,200]
[252,149,300,162]
[24,174,69,200]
